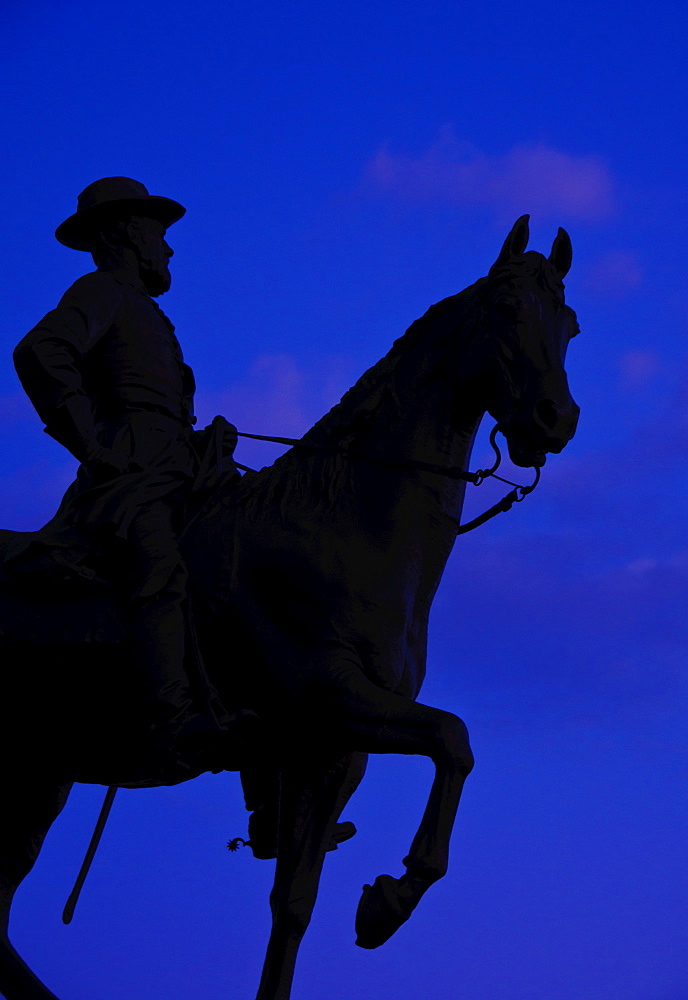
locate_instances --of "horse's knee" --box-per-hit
[436,712,474,775]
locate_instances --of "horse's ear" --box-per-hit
[495,215,530,264]
[549,227,572,278]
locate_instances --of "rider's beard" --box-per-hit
[139,254,171,297]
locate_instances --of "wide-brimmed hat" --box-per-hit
[55,176,186,251]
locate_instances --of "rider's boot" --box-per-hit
[129,589,256,782]
[241,764,357,859]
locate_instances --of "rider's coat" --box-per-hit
[10,268,237,585]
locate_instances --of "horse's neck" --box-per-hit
[382,388,482,474]
[354,390,484,536]
[348,322,486,528]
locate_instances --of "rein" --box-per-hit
[235,424,541,535]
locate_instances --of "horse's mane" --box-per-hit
[303,281,484,447]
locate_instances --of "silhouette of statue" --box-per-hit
[0,205,580,1000]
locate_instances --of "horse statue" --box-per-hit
[0,216,580,1000]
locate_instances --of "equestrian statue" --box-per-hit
[0,177,580,1000]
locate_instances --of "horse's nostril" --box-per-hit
[534,399,559,430]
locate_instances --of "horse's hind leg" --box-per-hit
[255,751,367,1000]
[0,769,72,1000]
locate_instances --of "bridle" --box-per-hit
[235,423,541,536]
[446,424,540,534]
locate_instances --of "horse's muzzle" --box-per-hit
[532,398,580,461]
[533,397,580,445]
[502,397,579,467]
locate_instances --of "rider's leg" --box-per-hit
[126,502,253,776]
[127,502,199,736]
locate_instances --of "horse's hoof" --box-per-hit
[355,874,416,949]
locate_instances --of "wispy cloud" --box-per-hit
[618,349,660,390]
[438,523,688,731]
[364,128,616,221]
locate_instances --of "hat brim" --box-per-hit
[55,195,186,251]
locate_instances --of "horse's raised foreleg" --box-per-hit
[255,751,367,1000]
[355,730,469,949]
[323,659,474,949]
[0,769,72,1000]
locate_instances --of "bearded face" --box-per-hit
[92,215,174,295]
[131,217,173,297]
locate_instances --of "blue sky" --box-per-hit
[1,2,687,998]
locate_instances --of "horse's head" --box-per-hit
[483,215,580,468]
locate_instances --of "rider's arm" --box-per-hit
[13,272,126,471]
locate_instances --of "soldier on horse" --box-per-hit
[0,208,581,1000]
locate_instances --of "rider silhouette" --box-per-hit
[13,177,251,783]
